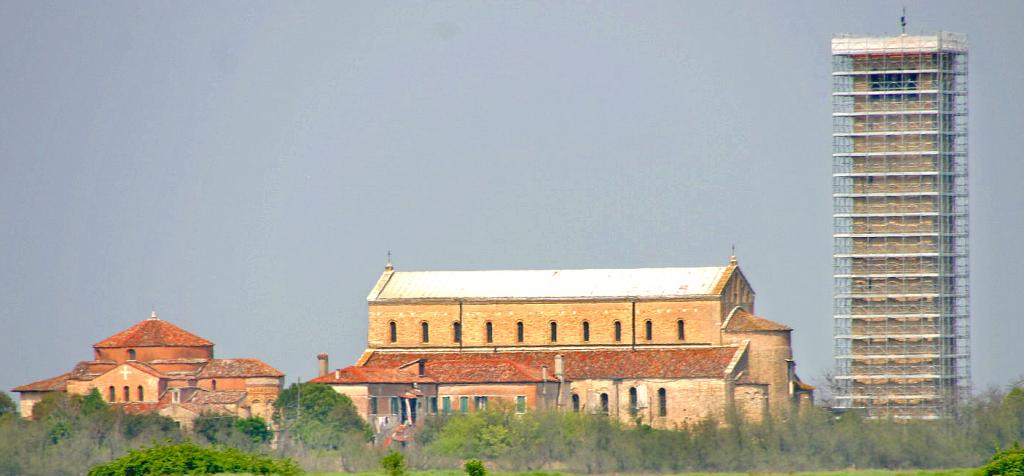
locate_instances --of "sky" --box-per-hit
[1,1,1022,399]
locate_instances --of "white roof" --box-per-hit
[368,266,731,302]
[832,32,967,54]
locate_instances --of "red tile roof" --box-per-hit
[198,359,284,378]
[187,390,247,405]
[323,347,741,384]
[12,371,72,392]
[723,307,792,332]
[94,318,213,348]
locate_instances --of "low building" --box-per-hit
[312,257,812,436]
[12,312,284,429]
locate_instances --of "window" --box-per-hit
[645,320,653,340]
[389,321,397,343]
[677,320,685,340]
[600,393,609,414]
[442,396,451,413]
[516,321,524,342]
[582,321,590,342]
[108,386,115,402]
[453,322,462,343]
[123,386,130,402]
[137,385,144,401]
[417,360,426,377]
[459,396,469,413]
[475,396,488,410]
[486,322,493,343]
[429,396,438,414]
[127,349,136,360]
[516,396,527,413]
[628,387,638,416]
[571,394,580,412]
[171,389,180,404]
[614,321,622,342]
[370,397,378,415]
[550,321,558,342]
[658,388,667,417]
[211,380,217,391]
[390,396,401,415]
[421,322,429,343]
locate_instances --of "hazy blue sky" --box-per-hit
[2,1,1022,399]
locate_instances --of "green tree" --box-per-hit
[274,383,370,449]
[0,391,15,417]
[80,388,110,417]
[194,412,238,444]
[380,450,406,476]
[234,416,272,444]
[87,441,301,476]
[464,458,486,476]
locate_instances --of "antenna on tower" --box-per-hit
[900,7,907,34]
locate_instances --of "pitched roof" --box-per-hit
[198,359,284,378]
[722,307,791,332]
[311,358,544,384]
[12,371,72,392]
[347,347,742,382]
[94,317,213,348]
[369,266,732,302]
[187,390,247,405]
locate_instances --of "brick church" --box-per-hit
[312,257,813,437]
[12,312,284,428]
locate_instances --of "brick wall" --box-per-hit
[568,378,729,428]
[94,346,213,362]
[722,330,793,414]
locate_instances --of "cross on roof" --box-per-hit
[120,366,131,381]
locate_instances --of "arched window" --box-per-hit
[108,386,115,402]
[628,387,638,415]
[645,320,653,340]
[389,321,397,343]
[614,321,622,342]
[677,320,685,340]
[123,386,130,402]
[582,321,590,342]
[127,349,136,360]
[516,321,524,342]
[421,322,430,343]
[453,322,462,343]
[550,321,558,342]
[137,385,144,401]
[658,388,667,417]
[571,393,580,412]
[212,380,217,391]
[485,322,493,343]
[600,393,609,414]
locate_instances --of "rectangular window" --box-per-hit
[459,396,469,413]
[442,396,451,414]
[429,396,438,414]
[390,396,401,415]
[370,396,378,415]
[475,396,488,410]
[516,396,527,413]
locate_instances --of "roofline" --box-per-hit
[361,343,732,358]
[93,343,214,348]
[369,294,724,305]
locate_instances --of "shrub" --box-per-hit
[464,458,486,476]
[381,449,406,476]
[978,442,1024,476]
[87,441,302,476]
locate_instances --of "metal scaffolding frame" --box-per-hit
[831,33,969,419]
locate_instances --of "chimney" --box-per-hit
[317,353,329,377]
[554,354,564,380]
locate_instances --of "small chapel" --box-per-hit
[12,312,284,428]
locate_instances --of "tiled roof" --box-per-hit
[198,359,284,378]
[187,390,247,405]
[311,358,544,384]
[722,307,791,332]
[94,318,213,348]
[12,371,72,392]
[369,266,731,302]
[345,347,741,383]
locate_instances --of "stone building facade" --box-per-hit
[312,257,812,438]
[12,312,284,429]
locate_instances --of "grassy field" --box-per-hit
[313,470,976,476]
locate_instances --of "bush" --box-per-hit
[978,442,1024,476]
[381,449,406,476]
[87,441,301,476]
[464,458,486,476]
